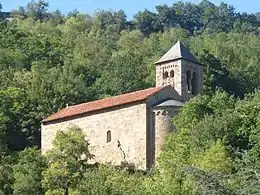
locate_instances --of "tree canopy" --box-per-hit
[0,0,260,194]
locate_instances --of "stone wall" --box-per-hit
[155,60,182,96]
[156,59,203,102]
[153,107,179,160]
[42,103,148,170]
[181,60,204,102]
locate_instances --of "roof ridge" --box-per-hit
[155,40,200,64]
[42,85,169,123]
[67,85,166,109]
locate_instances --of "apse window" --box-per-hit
[107,131,111,143]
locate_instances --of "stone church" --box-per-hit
[41,41,203,170]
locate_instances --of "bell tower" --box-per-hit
[155,41,203,102]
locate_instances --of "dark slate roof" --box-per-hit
[154,99,184,107]
[155,41,200,65]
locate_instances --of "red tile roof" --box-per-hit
[43,86,167,123]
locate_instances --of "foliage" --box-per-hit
[0,154,15,195]
[1,0,260,151]
[13,147,47,195]
[156,90,260,194]
[76,166,146,195]
[42,126,93,194]
[0,87,36,151]
[0,0,260,194]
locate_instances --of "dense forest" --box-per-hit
[0,0,260,194]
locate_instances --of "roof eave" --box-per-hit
[42,88,168,124]
[42,100,146,124]
[155,57,203,66]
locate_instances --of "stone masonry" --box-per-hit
[42,103,148,170]
[41,41,204,170]
[155,41,203,102]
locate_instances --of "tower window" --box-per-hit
[170,70,174,78]
[186,70,191,92]
[107,131,111,143]
[163,71,169,79]
[191,72,198,95]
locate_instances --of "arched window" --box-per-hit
[186,70,191,92]
[107,131,111,143]
[163,71,169,79]
[191,72,198,95]
[170,70,174,78]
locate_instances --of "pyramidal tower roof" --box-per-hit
[155,41,200,65]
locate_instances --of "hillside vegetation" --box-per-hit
[0,0,260,194]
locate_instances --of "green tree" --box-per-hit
[0,154,15,195]
[0,113,7,153]
[26,0,49,21]
[42,126,93,194]
[0,88,30,150]
[13,147,47,195]
[95,50,149,97]
[134,9,162,36]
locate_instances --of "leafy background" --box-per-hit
[0,0,260,194]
